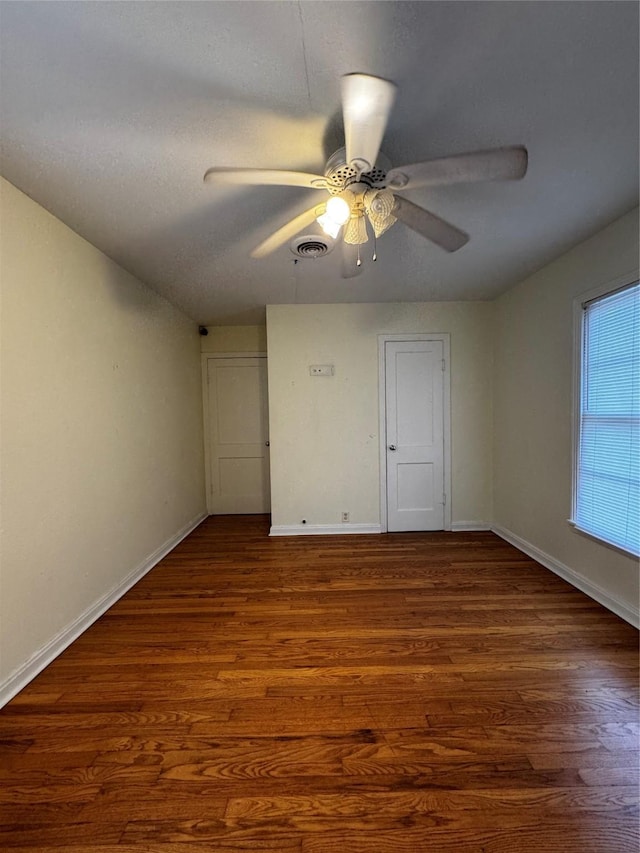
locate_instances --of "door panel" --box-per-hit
[395,351,435,447]
[216,365,264,444]
[397,462,434,511]
[385,340,444,531]
[206,357,270,514]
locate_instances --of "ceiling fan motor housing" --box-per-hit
[323,147,390,194]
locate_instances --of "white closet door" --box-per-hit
[385,340,445,531]
[206,357,270,513]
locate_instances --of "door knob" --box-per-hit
[388,444,397,451]
[265,440,270,446]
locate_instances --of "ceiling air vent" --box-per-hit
[290,234,334,259]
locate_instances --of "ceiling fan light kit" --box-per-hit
[203,73,528,277]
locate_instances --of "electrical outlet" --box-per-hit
[342,512,349,523]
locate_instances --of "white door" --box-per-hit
[205,357,270,514]
[385,340,445,531]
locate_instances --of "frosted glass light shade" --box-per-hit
[344,214,368,245]
[317,212,341,239]
[326,196,351,225]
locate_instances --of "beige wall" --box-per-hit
[201,325,267,353]
[267,302,494,528]
[493,206,639,616]
[0,178,206,691]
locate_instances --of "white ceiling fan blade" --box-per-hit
[394,196,469,253]
[387,146,528,190]
[341,73,397,172]
[341,241,364,279]
[204,167,327,189]
[250,203,326,259]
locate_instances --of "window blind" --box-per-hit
[576,281,639,555]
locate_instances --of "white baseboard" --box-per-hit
[271,522,491,535]
[492,524,639,629]
[0,510,207,709]
[270,523,382,536]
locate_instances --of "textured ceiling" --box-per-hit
[1,1,638,324]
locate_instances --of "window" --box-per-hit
[573,278,639,556]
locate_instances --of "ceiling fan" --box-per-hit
[203,74,528,275]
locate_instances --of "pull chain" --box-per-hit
[356,243,361,267]
[372,233,377,262]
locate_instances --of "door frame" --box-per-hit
[377,334,451,533]
[201,351,268,515]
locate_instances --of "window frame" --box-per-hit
[570,270,640,557]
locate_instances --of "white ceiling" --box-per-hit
[1,1,638,325]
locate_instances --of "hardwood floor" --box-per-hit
[1,515,638,851]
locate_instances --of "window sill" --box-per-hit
[567,519,640,559]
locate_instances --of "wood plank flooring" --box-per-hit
[1,515,638,851]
